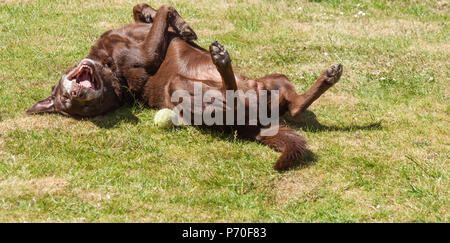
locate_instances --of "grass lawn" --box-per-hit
[0,0,448,222]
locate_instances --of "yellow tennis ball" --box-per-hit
[154,108,175,128]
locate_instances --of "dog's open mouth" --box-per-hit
[68,61,99,90]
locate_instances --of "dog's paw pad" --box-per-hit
[324,63,343,85]
[209,41,230,67]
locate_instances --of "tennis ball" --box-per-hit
[154,108,175,129]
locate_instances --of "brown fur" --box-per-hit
[26,3,343,171]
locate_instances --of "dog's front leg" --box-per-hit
[133,3,157,23]
[142,5,197,73]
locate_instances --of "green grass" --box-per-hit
[0,0,448,222]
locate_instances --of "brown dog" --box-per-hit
[26,3,342,171]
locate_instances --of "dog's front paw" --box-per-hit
[133,3,156,23]
[324,63,343,85]
[141,7,155,23]
[209,41,231,67]
[180,24,197,41]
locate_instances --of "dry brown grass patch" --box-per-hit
[0,177,68,197]
[0,0,36,5]
[0,115,94,135]
[290,19,440,39]
[275,170,324,204]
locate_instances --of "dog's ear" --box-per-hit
[26,95,55,115]
[111,79,132,104]
[111,79,123,100]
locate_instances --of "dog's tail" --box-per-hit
[256,126,307,171]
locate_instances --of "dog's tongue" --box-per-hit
[79,80,92,88]
[77,70,92,88]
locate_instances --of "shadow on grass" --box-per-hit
[282,110,383,132]
[89,105,140,129]
[85,107,377,171]
[195,124,318,172]
[277,110,382,171]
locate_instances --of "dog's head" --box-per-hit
[26,57,124,117]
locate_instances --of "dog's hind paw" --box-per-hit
[209,41,231,67]
[324,63,343,85]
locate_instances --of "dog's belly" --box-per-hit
[142,38,255,109]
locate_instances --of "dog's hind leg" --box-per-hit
[209,41,238,91]
[289,64,343,117]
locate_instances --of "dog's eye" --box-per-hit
[62,94,70,103]
[104,57,113,68]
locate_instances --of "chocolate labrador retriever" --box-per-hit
[26,3,342,171]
